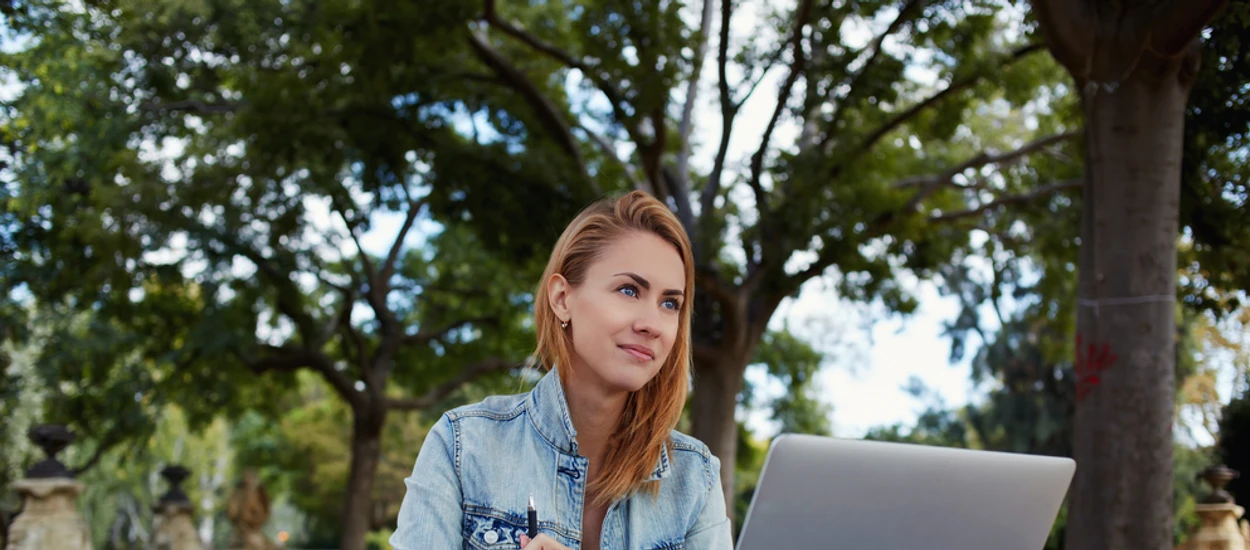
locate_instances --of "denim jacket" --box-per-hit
[390,369,733,550]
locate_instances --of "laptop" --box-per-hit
[736,433,1075,550]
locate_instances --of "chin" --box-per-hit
[601,365,659,394]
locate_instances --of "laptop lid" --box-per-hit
[736,433,1075,550]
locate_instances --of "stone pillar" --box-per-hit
[4,425,92,550]
[1178,464,1249,550]
[149,465,204,550]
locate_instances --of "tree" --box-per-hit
[1218,384,1250,504]
[1179,1,1250,314]
[728,325,833,538]
[0,1,573,548]
[71,408,236,550]
[743,327,832,437]
[435,0,1086,511]
[1026,1,1230,547]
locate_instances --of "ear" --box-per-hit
[547,273,572,324]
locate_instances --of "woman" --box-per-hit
[390,191,732,550]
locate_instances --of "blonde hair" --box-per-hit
[532,190,695,507]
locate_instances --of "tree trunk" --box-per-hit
[1064,53,1196,549]
[1028,3,1225,548]
[690,351,748,514]
[340,405,386,550]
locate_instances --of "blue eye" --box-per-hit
[662,299,680,310]
[618,285,639,298]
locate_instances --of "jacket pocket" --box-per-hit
[462,505,526,549]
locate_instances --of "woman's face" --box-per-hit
[549,231,686,396]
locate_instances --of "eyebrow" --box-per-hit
[614,272,685,297]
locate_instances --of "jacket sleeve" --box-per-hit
[683,453,734,549]
[390,413,464,549]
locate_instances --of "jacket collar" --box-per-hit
[526,368,671,481]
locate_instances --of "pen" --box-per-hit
[527,493,538,539]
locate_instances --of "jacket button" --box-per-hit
[483,530,498,544]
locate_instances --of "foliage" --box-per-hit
[228,368,528,544]
[873,264,1241,548]
[742,326,832,437]
[1173,443,1216,546]
[1218,384,1250,504]
[69,407,235,550]
[731,422,770,542]
[1180,0,1250,314]
[0,319,46,540]
[2,0,1246,540]
[0,2,565,543]
[393,0,1097,497]
[230,374,417,545]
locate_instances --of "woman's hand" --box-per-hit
[518,533,571,550]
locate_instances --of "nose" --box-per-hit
[633,306,662,338]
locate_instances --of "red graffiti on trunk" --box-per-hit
[1075,335,1118,402]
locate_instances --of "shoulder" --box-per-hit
[427,393,534,463]
[667,429,720,486]
[443,392,529,423]
[668,429,713,460]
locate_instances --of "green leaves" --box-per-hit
[1179,2,1250,315]
[0,0,554,484]
[746,327,831,436]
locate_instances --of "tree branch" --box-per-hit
[737,0,816,289]
[318,288,355,349]
[700,0,735,208]
[69,430,124,477]
[845,44,1045,161]
[139,99,238,114]
[574,124,630,193]
[826,0,928,135]
[785,175,1079,291]
[855,0,928,84]
[403,316,498,347]
[675,0,717,209]
[195,227,320,345]
[696,270,739,308]
[664,165,697,238]
[734,48,787,111]
[381,194,428,283]
[1027,0,1095,80]
[891,131,1079,214]
[387,357,519,411]
[465,30,587,174]
[336,207,376,282]
[247,345,361,405]
[342,321,370,375]
[482,0,635,135]
[747,0,815,220]
[333,200,394,332]
[483,0,581,70]
[929,179,1081,222]
[1151,0,1229,56]
[700,0,738,249]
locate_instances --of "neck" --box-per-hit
[561,372,628,470]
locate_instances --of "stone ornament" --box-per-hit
[150,465,204,550]
[5,425,92,550]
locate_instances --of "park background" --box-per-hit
[2,0,1249,549]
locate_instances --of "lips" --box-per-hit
[618,344,655,362]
